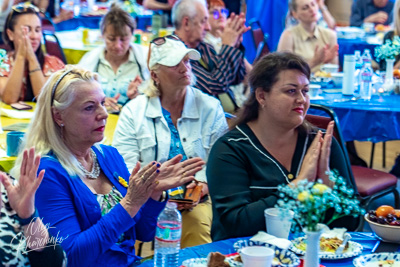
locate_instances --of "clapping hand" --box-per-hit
[312,44,338,66]
[105,94,121,112]
[296,121,335,185]
[155,154,204,192]
[221,12,250,47]
[0,147,45,219]
[127,75,142,100]
[120,161,160,217]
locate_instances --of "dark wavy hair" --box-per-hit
[233,52,311,127]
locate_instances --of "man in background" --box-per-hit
[350,0,394,26]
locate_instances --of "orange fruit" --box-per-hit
[395,210,400,218]
[393,69,400,79]
[376,205,395,217]
[375,24,385,31]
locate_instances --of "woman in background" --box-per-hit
[78,4,149,112]
[278,0,338,72]
[0,3,64,104]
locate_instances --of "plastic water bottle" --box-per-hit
[73,0,80,17]
[360,62,373,100]
[154,202,181,267]
[354,50,363,91]
[361,49,372,66]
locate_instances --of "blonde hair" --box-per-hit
[11,65,100,179]
[395,0,400,36]
[142,63,197,98]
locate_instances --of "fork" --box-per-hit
[335,233,351,254]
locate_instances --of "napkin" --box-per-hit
[250,231,292,250]
[1,108,34,119]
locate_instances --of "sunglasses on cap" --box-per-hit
[11,3,40,13]
[147,35,181,67]
[211,8,229,20]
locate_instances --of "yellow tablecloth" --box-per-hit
[0,102,119,172]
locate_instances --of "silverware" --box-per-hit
[335,233,351,254]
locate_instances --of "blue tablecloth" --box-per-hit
[338,38,379,69]
[310,93,400,143]
[138,232,387,266]
[55,14,152,31]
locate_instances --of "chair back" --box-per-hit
[253,35,270,63]
[43,31,67,64]
[41,16,56,33]
[249,19,267,51]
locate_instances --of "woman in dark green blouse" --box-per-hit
[207,52,356,241]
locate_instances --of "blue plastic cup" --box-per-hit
[6,131,25,157]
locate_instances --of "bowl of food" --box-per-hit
[330,72,344,88]
[365,205,400,243]
[320,64,339,74]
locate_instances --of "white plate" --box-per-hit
[291,238,363,259]
[353,253,400,267]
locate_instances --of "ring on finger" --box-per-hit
[140,175,146,181]
[182,171,187,178]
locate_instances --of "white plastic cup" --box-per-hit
[309,84,321,98]
[264,208,294,239]
[240,246,274,267]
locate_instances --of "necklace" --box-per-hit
[77,149,100,179]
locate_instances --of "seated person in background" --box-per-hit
[172,0,248,113]
[207,52,357,241]
[381,0,400,68]
[78,4,148,112]
[277,0,338,73]
[1,148,65,267]
[12,65,202,266]
[204,0,251,107]
[286,0,336,29]
[143,0,177,24]
[0,3,64,104]
[350,0,394,27]
[112,36,228,248]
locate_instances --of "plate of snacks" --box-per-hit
[291,227,363,259]
[353,253,400,267]
[365,205,400,243]
[233,240,300,267]
[181,252,242,267]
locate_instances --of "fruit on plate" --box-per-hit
[393,69,400,79]
[375,24,386,31]
[314,71,331,78]
[367,205,400,226]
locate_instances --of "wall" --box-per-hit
[326,0,353,26]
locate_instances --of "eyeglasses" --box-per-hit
[211,8,229,20]
[11,3,40,14]
[147,35,181,67]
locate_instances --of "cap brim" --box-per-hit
[159,48,201,67]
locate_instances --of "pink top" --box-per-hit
[0,52,65,101]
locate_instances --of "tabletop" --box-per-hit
[138,232,389,267]
[310,92,400,143]
[0,103,119,173]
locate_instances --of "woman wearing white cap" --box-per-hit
[113,35,228,248]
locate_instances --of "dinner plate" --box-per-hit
[181,254,242,267]
[233,240,300,267]
[353,253,400,267]
[291,237,363,260]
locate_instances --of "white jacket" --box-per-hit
[112,86,228,183]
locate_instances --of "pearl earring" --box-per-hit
[60,123,64,127]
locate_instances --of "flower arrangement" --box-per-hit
[276,171,364,232]
[0,49,9,72]
[375,36,400,61]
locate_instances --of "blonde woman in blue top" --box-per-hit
[11,65,203,266]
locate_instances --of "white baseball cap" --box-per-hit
[148,35,201,69]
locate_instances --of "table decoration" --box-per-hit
[375,37,400,93]
[275,171,364,267]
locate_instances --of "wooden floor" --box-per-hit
[137,140,400,258]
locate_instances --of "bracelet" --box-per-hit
[158,191,167,202]
[15,209,39,226]
[29,67,41,74]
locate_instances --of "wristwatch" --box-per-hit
[15,209,39,226]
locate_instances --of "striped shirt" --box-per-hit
[191,41,246,96]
